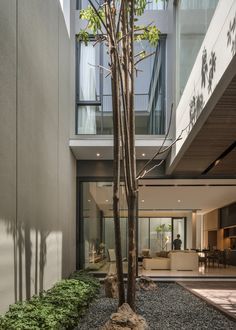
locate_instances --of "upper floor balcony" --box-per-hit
[75,36,167,136]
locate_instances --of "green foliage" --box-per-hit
[77,1,160,48]
[80,5,105,34]
[77,30,89,45]
[135,25,160,47]
[155,223,172,233]
[0,273,100,330]
[135,0,149,16]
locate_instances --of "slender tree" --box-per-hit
[78,0,185,310]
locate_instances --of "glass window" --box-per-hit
[147,38,166,135]
[79,182,127,270]
[138,218,149,255]
[172,218,185,250]
[176,0,219,103]
[76,36,166,135]
[150,218,172,254]
[78,42,100,102]
[146,0,167,10]
[77,105,101,135]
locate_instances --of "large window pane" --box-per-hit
[176,0,219,103]
[77,105,101,134]
[138,218,149,255]
[76,37,166,135]
[150,218,172,255]
[146,0,166,10]
[104,218,127,259]
[173,218,185,250]
[78,42,100,101]
[80,182,127,271]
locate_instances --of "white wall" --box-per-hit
[168,0,236,172]
[0,0,76,314]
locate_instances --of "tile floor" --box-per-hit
[177,281,236,320]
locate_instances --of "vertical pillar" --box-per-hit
[192,211,197,249]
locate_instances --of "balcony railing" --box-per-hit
[76,93,165,135]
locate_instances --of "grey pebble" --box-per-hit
[75,283,236,330]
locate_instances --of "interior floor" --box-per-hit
[88,261,236,279]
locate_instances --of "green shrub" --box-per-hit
[0,273,100,330]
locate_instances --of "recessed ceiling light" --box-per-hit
[96,153,101,157]
[142,153,146,157]
[178,200,181,203]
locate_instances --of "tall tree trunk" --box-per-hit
[106,2,125,306]
[126,0,137,310]
[112,79,125,305]
[127,190,138,309]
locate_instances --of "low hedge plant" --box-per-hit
[0,272,100,329]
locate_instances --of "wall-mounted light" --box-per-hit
[142,153,146,157]
[96,153,101,157]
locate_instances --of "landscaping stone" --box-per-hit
[136,276,158,291]
[104,273,118,298]
[76,283,236,330]
[101,303,149,330]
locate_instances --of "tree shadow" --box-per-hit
[188,93,204,132]
[2,219,50,304]
[201,47,217,94]
[227,13,236,56]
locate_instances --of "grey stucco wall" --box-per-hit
[0,0,76,313]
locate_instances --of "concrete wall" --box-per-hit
[168,0,236,172]
[0,0,76,314]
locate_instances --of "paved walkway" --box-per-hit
[177,281,236,321]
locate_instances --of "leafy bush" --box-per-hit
[0,273,100,329]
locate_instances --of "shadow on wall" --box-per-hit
[2,218,51,303]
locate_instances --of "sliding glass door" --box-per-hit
[138,217,186,256]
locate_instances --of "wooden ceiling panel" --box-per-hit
[173,75,236,176]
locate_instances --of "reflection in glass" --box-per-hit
[176,0,219,103]
[138,218,149,255]
[80,182,187,272]
[81,182,127,271]
[76,38,166,135]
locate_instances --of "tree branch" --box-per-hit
[88,0,112,38]
[136,103,174,179]
[135,51,155,66]
[137,160,164,180]
[88,62,111,73]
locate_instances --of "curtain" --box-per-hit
[77,43,97,134]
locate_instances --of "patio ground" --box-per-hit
[177,281,236,321]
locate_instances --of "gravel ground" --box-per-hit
[76,283,236,330]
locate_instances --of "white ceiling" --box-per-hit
[88,179,236,215]
[69,136,172,160]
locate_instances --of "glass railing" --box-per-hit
[76,93,158,135]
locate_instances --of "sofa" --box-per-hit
[143,257,170,270]
[143,251,199,271]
